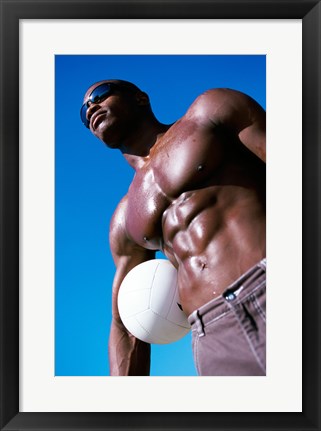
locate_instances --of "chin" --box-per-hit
[104,140,121,149]
[98,133,121,149]
[93,123,119,148]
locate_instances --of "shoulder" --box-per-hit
[191,88,241,106]
[189,88,262,111]
[186,88,265,127]
[187,88,243,114]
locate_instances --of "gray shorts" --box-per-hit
[188,258,266,376]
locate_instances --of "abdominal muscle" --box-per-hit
[161,186,266,316]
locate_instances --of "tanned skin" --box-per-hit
[82,79,266,376]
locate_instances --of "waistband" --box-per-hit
[188,258,266,335]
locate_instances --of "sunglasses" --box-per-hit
[80,83,113,128]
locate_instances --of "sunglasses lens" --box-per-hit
[80,104,89,128]
[80,83,112,128]
[90,83,112,103]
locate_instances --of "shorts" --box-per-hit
[188,258,266,376]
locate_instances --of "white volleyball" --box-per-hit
[117,259,190,344]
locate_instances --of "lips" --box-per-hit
[91,111,106,130]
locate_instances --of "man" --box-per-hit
[81,79,266,376]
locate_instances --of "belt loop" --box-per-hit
[190,310,205,337]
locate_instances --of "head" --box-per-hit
[80,79,152,148]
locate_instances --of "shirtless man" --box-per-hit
[81,79,266,376]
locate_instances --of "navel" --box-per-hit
[201,262,207,271]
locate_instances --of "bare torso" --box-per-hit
[123,112,266,316]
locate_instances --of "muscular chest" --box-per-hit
[125,169,167,249]
[125,119,223,249]
[153,119,224,196]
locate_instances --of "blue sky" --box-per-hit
[55,55,266,376]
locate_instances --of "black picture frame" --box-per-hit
[1,1,320,430]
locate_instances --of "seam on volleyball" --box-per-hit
[136,311,169,343]
[149,262,161,309]
[165,276,178,320]
[148,262,189,329]
[148,308,189,329]
[132,312,169,343]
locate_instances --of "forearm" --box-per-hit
[108,318,151,376]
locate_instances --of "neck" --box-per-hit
[121,117,171,170]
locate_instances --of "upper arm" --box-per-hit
[109,197,155,320]
[189,88,266,162]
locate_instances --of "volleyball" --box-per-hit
[117,259,191,344]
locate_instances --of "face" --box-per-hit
[81,80,146,148]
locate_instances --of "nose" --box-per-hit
[86,103,101,125]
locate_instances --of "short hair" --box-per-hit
[109,79,151,110]
[91,79,151,111]
[108,79,143,94]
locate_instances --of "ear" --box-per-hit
[135,91,150,106]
